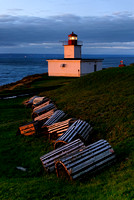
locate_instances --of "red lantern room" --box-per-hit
[119,60,126,67]
[64,32,82,58]
[68,32,78,45]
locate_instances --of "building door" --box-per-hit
[94,64,97,72]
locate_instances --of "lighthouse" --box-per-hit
[64,32,81,59]
[119,60,126,67]
[47,32,103,77]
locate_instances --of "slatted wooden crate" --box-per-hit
[23,96,39,107]
[17,121,41,136]
[54,119,93,149]
[34,109,56,122]
[19,123,35,136]
[32,103,56,119]
[18,109,57,136]
[40,139,85,173]
[55,139,116,180]
[42,110,67,128]
[47,118,76,142]
[32,97,50,109]
[33,97,46,106]
[33,100,51,112]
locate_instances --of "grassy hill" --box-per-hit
[0,66,133,199]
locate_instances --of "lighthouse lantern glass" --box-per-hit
[69,36,77,40]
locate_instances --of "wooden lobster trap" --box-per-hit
[42,110,67,128]
[32,97,51,109]
[23,96,39,107]
[54,119,93,149]
[55,139,116,180]
[17,121,42,136]
[40,139,85,173]
[32,103,57,119]
[47,118,76,142]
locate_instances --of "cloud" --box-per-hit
[8,9,23,12]
[6,8,24,16]
[84,41,134,50]
[0,12,134,53]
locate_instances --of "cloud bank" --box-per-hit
[0,12,134,53]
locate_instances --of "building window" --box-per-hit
[61,64,66,67]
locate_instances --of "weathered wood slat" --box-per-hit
[42,110,66,127]
[19,123,34,130]
[47,118,75,141]
[48,127,68,141]
[32,97,50,108]
[23,96,39,106]
[40,139,85,173]
[20,127,35,133]
[48,118,72,131]
[67,121,85,142]
[22,130,36,136]
[56,128,68,133]
[33,100,51,112]
[57,133,64,137]
[18,119,45,136]
[49,125,69,133]
[80,125,93,141]
[40,139,84,161]
[72,154,116,180]
[77,122,89,137]
[58,120,81,141]
[63,120,82,141]
[32,103,56,119]
[33,97,45,105]
[62,144,112,168]
[48,125,68,133]
[54,119,93,149]
[18,123,36,136]
[34,109,56,122]
[55,140,116,180]
[57,120,78,141]
[59,140,109,165]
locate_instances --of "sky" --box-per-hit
[0,0,134,54]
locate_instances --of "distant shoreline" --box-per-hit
[0,73,47,91]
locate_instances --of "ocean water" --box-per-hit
[0,54,134,86]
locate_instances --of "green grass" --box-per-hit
[0,67,134,199]
[0,74,74,98]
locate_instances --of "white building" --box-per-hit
[47,32,103,77]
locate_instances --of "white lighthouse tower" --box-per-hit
[64,32,81,59]
[47,32,103,77]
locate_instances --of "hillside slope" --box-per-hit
[44,66,134,147]
[0,66,133,199]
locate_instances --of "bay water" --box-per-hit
[0,54,134,86]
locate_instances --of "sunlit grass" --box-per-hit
[0,66,133,199]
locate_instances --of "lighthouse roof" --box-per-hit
[68,32,77,37]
